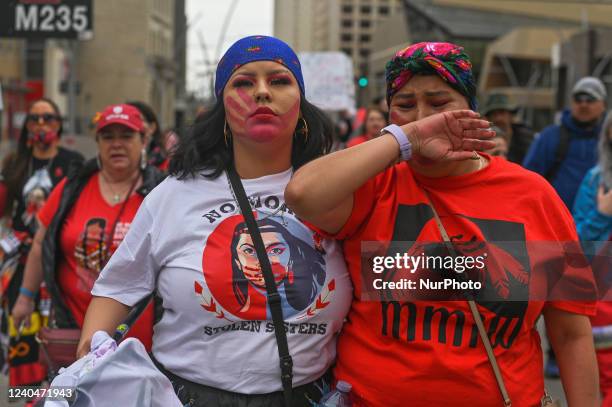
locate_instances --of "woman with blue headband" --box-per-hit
[75,35,353,407]
[75,37,493,406]
[287,42,598,406]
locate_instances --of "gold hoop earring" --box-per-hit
[224,120,231,147]
[297,117,309,144]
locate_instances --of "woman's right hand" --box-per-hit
[11,294,35,331]
[401,110,495,161]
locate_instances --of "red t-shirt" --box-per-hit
[346,134,371,148]
[328,155,595,407]
[38,174,153,350]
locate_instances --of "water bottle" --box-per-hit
[318,380,353,406]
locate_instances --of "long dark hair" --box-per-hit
[169,98,334,179]
[1,98,63,217]
[230,217,326,311]
[126,101,162,152]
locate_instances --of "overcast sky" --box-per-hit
[186,0,274,98]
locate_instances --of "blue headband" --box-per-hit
[214,35,305,99]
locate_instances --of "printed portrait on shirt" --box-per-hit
[21,168,53,233]
[74,218,109,291]
[199,212,327,320]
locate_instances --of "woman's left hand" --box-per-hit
[401,110,495,161]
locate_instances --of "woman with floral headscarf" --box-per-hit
[287,42,598,406]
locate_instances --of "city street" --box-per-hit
[1,0,610,405]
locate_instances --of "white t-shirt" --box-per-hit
[92,169,352,393]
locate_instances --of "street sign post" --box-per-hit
[0,1,94,136]
[0,0,93,40]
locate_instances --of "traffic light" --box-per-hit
[358,76,369,88]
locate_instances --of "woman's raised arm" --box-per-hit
[285,110,493,233]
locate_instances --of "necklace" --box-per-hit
[100,172,136,203]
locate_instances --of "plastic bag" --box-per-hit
[45,331,182,407]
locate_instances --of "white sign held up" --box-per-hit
[298,52,355,112]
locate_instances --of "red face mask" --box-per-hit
[29,131,59,146]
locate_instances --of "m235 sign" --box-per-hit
[0,1,93,39]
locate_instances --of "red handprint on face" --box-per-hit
[225,88,258,134]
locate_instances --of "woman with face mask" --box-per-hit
[76,36,490,407]
[286,42,598,406]
[0,98,83,388]
[2,99,84,237]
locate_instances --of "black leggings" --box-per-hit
[151,356,332,407]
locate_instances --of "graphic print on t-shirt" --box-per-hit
[74,218,131,292]
[196,210,332,321]
[21,167,53,233]
[380,203,529,349]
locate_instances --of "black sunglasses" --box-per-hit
[573,93,597,104]
[27,113,60,123]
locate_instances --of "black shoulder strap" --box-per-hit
[227,165,293,407]
[112,295,153,342]
[544,125,571,182]
[42,161,92,328]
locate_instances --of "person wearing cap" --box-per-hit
[523,76,608,210]
[11,104,165,360]
[75,36,489,406]
[524,76,607,380]
[482,93,534,163]
[286,41,598,406]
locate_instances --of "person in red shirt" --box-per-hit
[286,42,598,406]
[11,104,165,360]
[346,106,388,148]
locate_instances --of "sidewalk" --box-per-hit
[0,374,25,407]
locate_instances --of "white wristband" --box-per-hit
[381,124,412,161]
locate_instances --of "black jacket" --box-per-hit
[507,123,535,164]
[42,158,165,328]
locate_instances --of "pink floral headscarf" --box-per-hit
[385,42,477,110]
